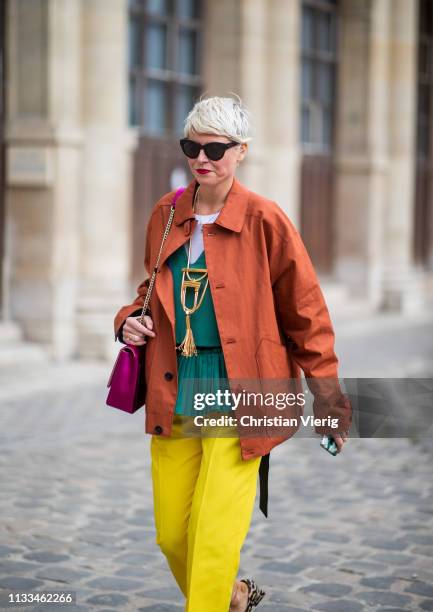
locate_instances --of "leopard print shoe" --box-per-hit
[239,578,266,611]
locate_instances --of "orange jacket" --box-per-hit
[113,177,352,514]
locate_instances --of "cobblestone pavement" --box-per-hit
[1,312,433,611]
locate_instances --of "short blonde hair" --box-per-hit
[183,94,253,144]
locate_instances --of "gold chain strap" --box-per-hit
[137,199,178,327]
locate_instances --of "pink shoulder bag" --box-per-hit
[106,186,186,413]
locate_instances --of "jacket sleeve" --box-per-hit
[113,210,155,343]
[270,220,352,436]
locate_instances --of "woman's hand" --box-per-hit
[333,430,350,453]
[122,315,156,346]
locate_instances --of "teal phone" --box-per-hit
[320,435,338,456]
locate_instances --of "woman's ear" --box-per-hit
[239,143,248,161]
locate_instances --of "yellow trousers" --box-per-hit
[150,414,261,612]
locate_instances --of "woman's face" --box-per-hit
[185,130,247,187]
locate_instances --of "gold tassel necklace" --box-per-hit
[176,185,210,357]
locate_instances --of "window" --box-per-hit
[128,0,203,136]
[300,0,338,153]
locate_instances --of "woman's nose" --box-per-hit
[197,149,209,162]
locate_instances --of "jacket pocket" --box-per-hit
[255,337,302,417]
[255,337,291,380]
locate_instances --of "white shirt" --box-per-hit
[184,211,221,264]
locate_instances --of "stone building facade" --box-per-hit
[0,0,432,361]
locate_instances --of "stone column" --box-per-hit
[333,0,387,304]
[76,0,137,360]
[261,0,301,223]
[381,0,424,312]
[5,0,82,358]
[237,0,268,196]
[204,0,300,220]
[203,0,266,190]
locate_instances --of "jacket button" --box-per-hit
[164,371,174,381]
[154,425,163,434]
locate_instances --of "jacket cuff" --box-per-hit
[117,322,126,345]
[313,392,353,435]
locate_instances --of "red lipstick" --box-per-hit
[196,169,211,174]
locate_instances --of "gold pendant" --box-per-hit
[182,268,207,274]
[180,268,208,315]
[176,313,198,357]
[181,279,201,313]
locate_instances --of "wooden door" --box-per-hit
[300,0,339,275]
[132,136,190,282]
[414,0,433,268]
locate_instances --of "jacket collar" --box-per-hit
[173,176,249,233]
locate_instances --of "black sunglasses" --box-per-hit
[179,138,240,161]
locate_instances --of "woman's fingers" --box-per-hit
[142,315,153,329]
[124,332,147,345]
[122,315,156,345]
[131,316,156,337]
[334,432,349,453]
[334,435,343,453]
[123,329,145,344]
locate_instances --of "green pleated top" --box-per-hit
[167,244,234,416]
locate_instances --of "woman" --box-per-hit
[114,96,351,612]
